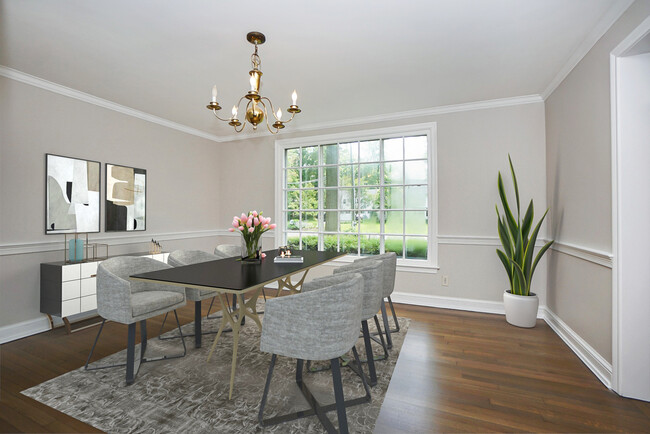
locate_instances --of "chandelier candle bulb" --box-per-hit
[211,85,218,102]
[292,90,297,105]
[276,108,282,120]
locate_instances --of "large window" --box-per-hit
[275,123,437,268]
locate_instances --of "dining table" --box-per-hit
[130,249,345,399]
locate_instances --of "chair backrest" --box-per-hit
[262,272,364,361]
[354,252,397,297]
[98,256,171,293]
[333,260,384,320]
[168,249,221,267]
[214,244,240,258]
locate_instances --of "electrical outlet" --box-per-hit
[442,275,449,286]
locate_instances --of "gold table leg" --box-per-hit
[275,269,310,297]
[206,288,263,400]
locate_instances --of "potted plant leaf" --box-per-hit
[496,155,554,327]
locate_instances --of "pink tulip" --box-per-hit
[261,252,266,258]
[252,210,258,217]
[246,218,252,227]
[263,224,268,229]
[269,223,276,230]
[248,227,254,233]
[228,227,235,232]
[233,215,239,221]
[238,226,244,231]
[266,217,272,224]
[254,217,260,226]
[232,220,239,227]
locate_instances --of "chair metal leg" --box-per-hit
[361,320,377,387]
[380,302,393,349]
[331,357,349,434]
[259,350,371,431]
[86,312,186,385]
[388,296,400,333]
[85,319,127,371]
[159,300,231,343]
[258,353,277,426]
[126,323,136,385]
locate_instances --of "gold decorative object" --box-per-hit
[149,239,162,255]
[206,31,301,134]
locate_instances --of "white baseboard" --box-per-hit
[390,292,545,318]
[542,307,612,388]
[0,316,50,344]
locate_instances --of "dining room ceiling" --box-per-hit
[0,0,629,140]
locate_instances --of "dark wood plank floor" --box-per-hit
[1,300,649,433]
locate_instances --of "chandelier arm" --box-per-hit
[281,111,297,124]
[234,122,246,133]
[212,110,233,122]
[260,97,279,121]
[257,99,279,135]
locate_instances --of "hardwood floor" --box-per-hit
[1,301,649,433]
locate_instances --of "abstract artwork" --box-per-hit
[105,163,146,231]
[46,154,101,234]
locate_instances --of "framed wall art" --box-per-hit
[105,163,147,231]
[46,154,101,234]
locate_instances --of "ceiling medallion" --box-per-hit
[206,31,301,134]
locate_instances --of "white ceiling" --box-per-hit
[0,0,629,140]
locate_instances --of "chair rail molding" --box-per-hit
[0,229,222,256]
[550,240,613,268]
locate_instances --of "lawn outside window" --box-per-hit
[275,123,438,271]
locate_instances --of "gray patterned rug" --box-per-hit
[22,305,409,433]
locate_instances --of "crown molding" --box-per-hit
[220,94,544,142]
[0,65,224,143]
[1,63,543,145]
[541,0,634,100]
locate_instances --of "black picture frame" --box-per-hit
[45,153,101,234]
[105,163,147,232]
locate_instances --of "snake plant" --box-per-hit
[496,155,554,296]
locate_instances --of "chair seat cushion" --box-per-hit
[131,291,185,318]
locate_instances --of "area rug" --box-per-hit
[22,304,409,433]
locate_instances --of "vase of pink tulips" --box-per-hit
[229,210,276,263]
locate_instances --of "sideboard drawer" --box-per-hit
[62,280,81,301]
[80,277,96,297]
[81,262,99,279]
[80,295,97,312]
[61,299,81,317]
[61,264,81,282]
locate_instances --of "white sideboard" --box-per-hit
[40,252,169,330]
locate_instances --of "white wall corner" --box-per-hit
[0,316,50,345]
[542,306,613,389]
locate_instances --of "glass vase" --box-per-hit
[240,235,262,264]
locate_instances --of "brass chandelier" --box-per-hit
[206,31,301,134]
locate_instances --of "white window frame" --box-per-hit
[274,122,438,273]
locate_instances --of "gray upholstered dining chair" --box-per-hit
[214,244,240,258]
[163,249,229,347]
[84,256,187,385]
[354,252,398,348]
[258,273,371,434]
[333,259,387,386]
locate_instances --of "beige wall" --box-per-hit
[545,1,650,363]
[216,102,548,303]
[0,76,221,328]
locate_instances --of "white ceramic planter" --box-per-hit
[503,290,539,328]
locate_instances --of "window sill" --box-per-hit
[320,255,439,274]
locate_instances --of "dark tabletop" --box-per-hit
[130,249,345,292]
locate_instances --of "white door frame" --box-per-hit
[610,15,650,396]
